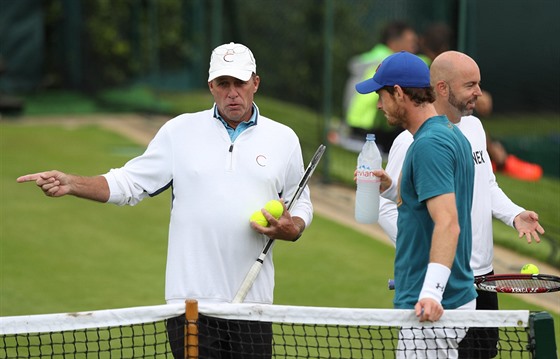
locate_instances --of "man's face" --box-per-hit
[377,89,407,128]
[208,75,260,127]
[446,66,482,117]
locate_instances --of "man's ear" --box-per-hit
[435,80,448,96]
[252,75,260,93]
[394,85,405,100]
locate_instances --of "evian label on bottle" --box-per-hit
[356,166,381,183]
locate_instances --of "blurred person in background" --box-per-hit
[474,90,543,181]
[418,22,543,182]
[17,42,313,359]
[335,20,420,153]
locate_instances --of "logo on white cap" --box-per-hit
[208,42,256,82]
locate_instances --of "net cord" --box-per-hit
[0,302,529,336]
[199,303,529,328]
[0,303,184,335]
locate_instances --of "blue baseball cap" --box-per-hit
[355,51,431,94]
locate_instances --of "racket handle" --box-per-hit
[232,258,264,303]
[388,279,395,290]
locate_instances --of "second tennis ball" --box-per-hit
[265,200,284,219]
[250,211,269,227]
[520,263,539,274]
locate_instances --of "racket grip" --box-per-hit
[388,279,395,290]
[232,260,263,303]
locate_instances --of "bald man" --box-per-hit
[378,51,544,358]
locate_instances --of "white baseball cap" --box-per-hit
[208,42,256,82]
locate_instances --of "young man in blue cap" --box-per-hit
[377,51,545,358]
[355,51,477,358]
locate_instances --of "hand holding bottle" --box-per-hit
[355,134,382,224]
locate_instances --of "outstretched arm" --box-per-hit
[17,170,110,202]
[487,171,544,244]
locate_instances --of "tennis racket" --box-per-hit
[474,274,560,293]
[232,144,326,303]
[388,273,560,293]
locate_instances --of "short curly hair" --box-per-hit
[382,86,436,105]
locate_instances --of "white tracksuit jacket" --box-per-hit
[103,105,313,304]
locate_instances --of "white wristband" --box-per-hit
[419,262,451,303]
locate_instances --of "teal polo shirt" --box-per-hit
[394,115,476,310]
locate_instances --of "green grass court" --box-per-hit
[1,90,559,351]
[17,88,560,268]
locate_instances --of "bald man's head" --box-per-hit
[430,51,483,121]
[430,51,480,86]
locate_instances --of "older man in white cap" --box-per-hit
[17,42,313,358]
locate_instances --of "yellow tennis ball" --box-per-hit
[250,210,269,227]
[264,200,284,219]
[520,263,539,274]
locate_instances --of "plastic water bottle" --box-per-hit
[355,134,382,223]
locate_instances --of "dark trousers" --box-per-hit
[166,313,273,359]
[458,271,500,358]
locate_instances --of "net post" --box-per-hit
[185,299,199,359]
[529,311,558,358]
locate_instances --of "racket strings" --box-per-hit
[485,278,560,293]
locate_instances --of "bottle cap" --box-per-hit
[366,133,376,141]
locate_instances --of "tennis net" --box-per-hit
[0,301,556,358]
